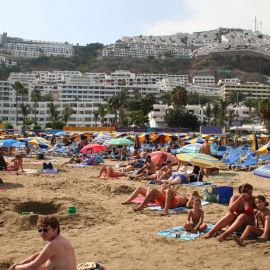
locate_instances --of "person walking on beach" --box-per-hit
[9,216,76,270]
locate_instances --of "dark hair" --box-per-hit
[256,195,269,207]
[37,216,60,234]
[238,183,253,194]
[166,160,172,165]
[193,198,201,204]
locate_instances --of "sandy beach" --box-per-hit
[0,159,269,270]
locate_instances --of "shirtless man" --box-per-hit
[9,216,76,270]
[132,155,156,181]
[200,138,211,177]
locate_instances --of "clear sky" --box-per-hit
[1,0,269,45]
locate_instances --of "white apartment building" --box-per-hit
[222,82,270,100]
[148,104,169,128]
[186,105,206,122]
[218,78,241,85]
[185,84,221,96]
[192,76,215,86]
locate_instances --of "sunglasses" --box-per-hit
[38,227,50,233]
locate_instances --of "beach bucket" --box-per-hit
[67,206,77,215]
[216,186,233,204]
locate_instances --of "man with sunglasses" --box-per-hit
[9,216,76,270]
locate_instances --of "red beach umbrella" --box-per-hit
[80,143,106,154]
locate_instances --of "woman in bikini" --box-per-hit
[121,185,195,215]
[204,183,256,240]
[97,166,125,178]
[6,154,24,172]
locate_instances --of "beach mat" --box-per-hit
[131,197,158,206]
[147,200,210,213]
[184,182,212,187]
[157,224,214,240]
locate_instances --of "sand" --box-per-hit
[0,159,270,270]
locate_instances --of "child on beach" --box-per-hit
[183,198,207,233]
[234,195,270,246]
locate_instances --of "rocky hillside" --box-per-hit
[0,44,270,83]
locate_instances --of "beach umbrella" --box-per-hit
[149,151,178,165]
[0,139,18,147]
[80,143,106,154]
[109,138,134,146]
[55,131,70,137]
[256,143,270,156]
[251,133,259,152]
[178,143,201,153]
[177,152,226,169]
[254,165,270,179]
[20,138,51,149]
[186,136,205,144]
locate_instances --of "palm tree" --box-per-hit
[98,104,107,126]
[117,90,128,127]
[93,111,99,126]
[31,88,42,124]
[20,104,30,129]
[48,102,60,129]
[62,104,74,126]
[257,99,270,131]
[212,103,220,126]
[171,86,187,108]
[219,99,228,127]
[11,81,25,125]
[205,103,212,125]
[108,95,120,125]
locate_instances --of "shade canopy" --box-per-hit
[80,143,106,154]
[109,138,134,146]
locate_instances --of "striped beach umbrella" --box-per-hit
[256,142,270,156]
[254,165,270,179]
[177,152,226,169]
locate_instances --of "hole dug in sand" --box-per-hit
[14,201,59,215]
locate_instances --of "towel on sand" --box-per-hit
[157,224,214,240]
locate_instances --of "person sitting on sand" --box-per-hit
[0,151,7,171]
[9,216,76,270]
[97,165,125,178]
[6,154,24,172]
[204,183,256,239]
[156,160,173,183]
[234,195,270,246]
[130,155,156,181]
[183,198,207,233]
[121,185,195,215]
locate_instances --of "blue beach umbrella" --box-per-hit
[178,143,201,154]
[0,139,18,147]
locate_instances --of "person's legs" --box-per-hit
[234,225,263,246]
[162,188,175,215]
[183,222,194,232]
[47,162,53,169]
[121,187,147,204]
[217,213,250,241]
[133,188,164,211]
[97,166,108,178]
[260,216,270,241]
[203,212,237,238]
[43,162,48,170]
[107,167,124,178]
[199,223,208,231]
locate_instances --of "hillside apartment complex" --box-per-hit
[103,28,270,59]
[0,70,270,128]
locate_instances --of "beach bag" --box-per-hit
[203,185,217,202]
[216,186,233,204]
[77,262,105,270]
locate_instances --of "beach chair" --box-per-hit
[223,149,241,169]
[258,153,270,165]
[233,152,258,171]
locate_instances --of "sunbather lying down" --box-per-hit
[121,185,198,215]
[97,165,127,178]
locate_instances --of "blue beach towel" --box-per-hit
[184,182,212,187]
[157,224,214,240]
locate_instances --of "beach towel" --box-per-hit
[42,169,58,174]
[131,197,158,206]
[157,224,214,240]
[0,189,6,192]
[184,182,212,187]
[147,200,210,213]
